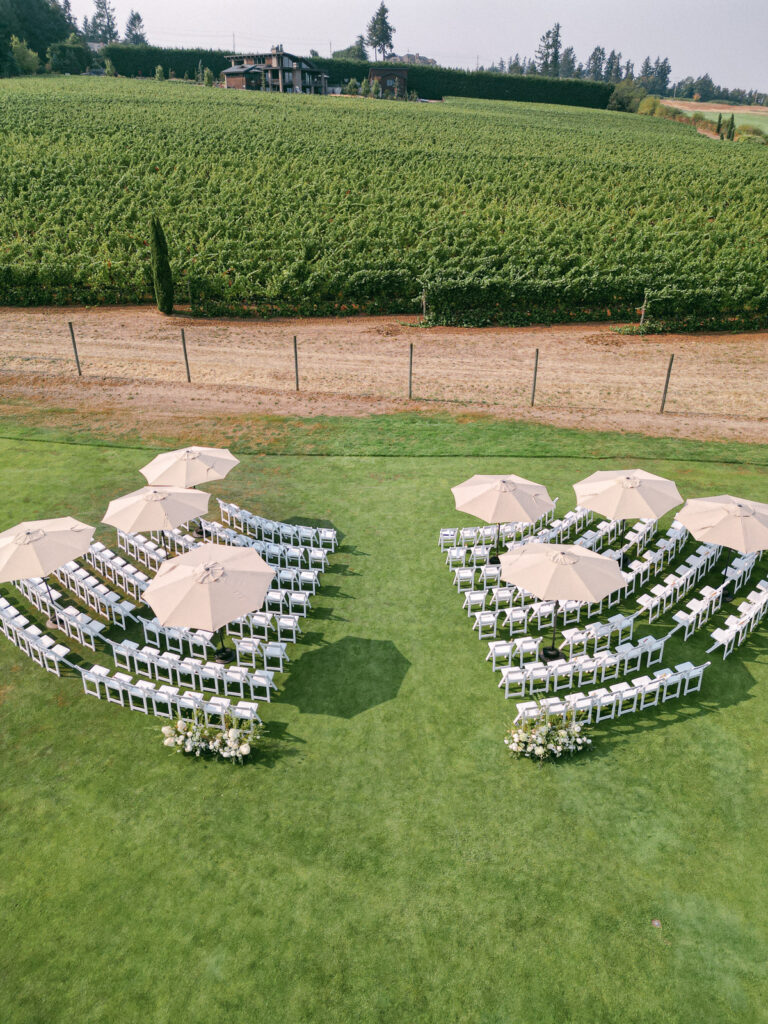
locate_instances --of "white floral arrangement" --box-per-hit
[161,712,260,763]
[505,716,592,762]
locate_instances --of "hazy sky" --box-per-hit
[70,0,767,91]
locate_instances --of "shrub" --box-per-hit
[637,95,659,116]
[47,35,90,75]
[10,36,39,75]
[608,78,646,113]
[104,58,117,77]
[149,215,174,314]
[154,64,164,81]
[203,66,213,87]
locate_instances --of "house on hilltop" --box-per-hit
[222,46,328,94]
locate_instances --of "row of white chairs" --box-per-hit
[218,499,338,551]
[110,639,278,700]
[225,609,302,644]
[234,637,290,673]
[200,518,329,571]
[672,584,726,640]
[116,530,167,569]
[437,501,566,552]
[496,634,671,698]
[559,614,637,656]
[54,561,136,628]
[636,546,720,622]
[80,666,262,724]
[0,596,71,675]
[86,543,150,600]
[141,617,215,658]
[515,661,710,724]
[15,579,107,651]
[708,581,768,659]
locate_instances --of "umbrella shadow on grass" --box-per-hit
[281,636,410,718]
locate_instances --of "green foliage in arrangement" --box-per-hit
[149,215,173,314]
[1,78,767,327]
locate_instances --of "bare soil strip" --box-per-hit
[0,307,766,444]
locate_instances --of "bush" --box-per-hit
[154,64,164,81]
[637,96,659,116]
[203,67,213,87]
[10,36,39,75]
[149,215,173,314]
[607,78,646,113]
[47,35,90,75]
[104,58,117,77]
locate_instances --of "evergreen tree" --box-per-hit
[559,46,577,78]
[508,53,524,75]
[90,0,118,44]
[150,216,173,315]
[651,57,671,94]
[332,35,369,61]
[715,112,722,134]
[10,35,39,74]
[623,59,634,79]
[124,10,147,45]
[81,15,91,40]
[366,3,394,61]
[61,0,77,32]
[585,46,605,81]
[535,22,561,76]
[727,113,735,140]
[604,50,622,82]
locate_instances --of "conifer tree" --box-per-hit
[150,216,173,315]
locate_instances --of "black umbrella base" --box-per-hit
[541,646,562,663]
[215,649,236,664]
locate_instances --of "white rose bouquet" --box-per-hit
[161,711,260,763]
[505,715,591,762]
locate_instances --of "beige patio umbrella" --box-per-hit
[143,543,275,658]
[452,474,555,525]
[102,486,209,534]
[676,495,768,555]
[500,542,626,658]
[139,446,239,488]
[0,517,95,625]
[573,469,682,521]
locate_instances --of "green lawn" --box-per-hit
[1,419,767,1024]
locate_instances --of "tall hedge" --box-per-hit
[101,44,230,79]
[101,44,613,109]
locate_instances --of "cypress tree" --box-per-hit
[150,216,174,314]
[727,113,735,140]
[715,112,722,135]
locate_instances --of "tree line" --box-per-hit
[0,0,147,76]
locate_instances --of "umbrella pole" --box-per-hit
[215,625,235,664]
[543,601,560,662]
[44,576,59,630]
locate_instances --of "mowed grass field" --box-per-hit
[1,416,767,1023]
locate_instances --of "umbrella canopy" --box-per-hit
[573,469,682,521]
[140,446,239,488]
[143,543,275,632]
[0,517,94,582]
[452,474,555,524]
[102,486,209,534]
[499,542,625,604]
[676,495,768,555]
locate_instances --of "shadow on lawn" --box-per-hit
[281,636,410,717]
[585,637,768,757]
[251,720,306,768]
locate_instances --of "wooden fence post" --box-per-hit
[530,348,539,407]
[293,336,299,391]
[180,329,191,383]
[660,354,675,414]
[68,322,82,377]
[408,343,413,399]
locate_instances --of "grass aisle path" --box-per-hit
[0,434,767,1023]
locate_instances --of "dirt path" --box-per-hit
[0,306,766,445]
